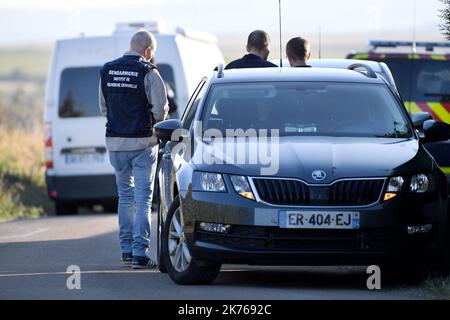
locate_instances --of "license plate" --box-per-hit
[64,153,105,165]
[279,211,360,230]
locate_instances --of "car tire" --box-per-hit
[157,201,167,274]
[162,196,221,285]
[55,201,78,216]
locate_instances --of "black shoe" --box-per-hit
[122,252,133,266]
[132,256,157,269]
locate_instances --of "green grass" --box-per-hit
[0,129,52,222]
[422,276,450,300]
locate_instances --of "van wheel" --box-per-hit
[55,201,78,216]
[103,201,118,213]
[162,196,221,285]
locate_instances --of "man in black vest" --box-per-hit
[286,37,312,68]
[100,30,168,269]
[225,30,277,70]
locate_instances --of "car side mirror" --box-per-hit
[422,120,450,143]
[411,112,433,128]
[154,119,183,143]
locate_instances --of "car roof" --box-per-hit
[309,58,384,71]
[211,67,386,85]
[269,58,384,72]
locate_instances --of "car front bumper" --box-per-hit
[180,189,448,265]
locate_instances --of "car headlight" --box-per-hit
[230,175,255,201]
[410,174,430,193]
[387,176,404,192]
[384,176,404,201]
[193,172,226,192]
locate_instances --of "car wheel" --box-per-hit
[55,201,78,216]
[157,201,167,273]
[162,196,221,285]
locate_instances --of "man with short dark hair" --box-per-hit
[99,30,168,269]
[286,37,312,68]
[225,30,277,69]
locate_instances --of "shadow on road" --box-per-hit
[0,222,426,299]
[216,266,371,290]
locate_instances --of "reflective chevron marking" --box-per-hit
[405,101,450,124]
[348,53,450,61]
[428,102,450,123]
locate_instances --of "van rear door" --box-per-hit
[51,37,118,176]
[53,65,112,176]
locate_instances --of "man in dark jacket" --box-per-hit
[99,30,168,269]
[286,37,312,68]
[225,30,277,70]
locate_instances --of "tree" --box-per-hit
[440,0,450,40]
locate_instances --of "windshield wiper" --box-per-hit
[374,133,399,138]
[374,131,411,138]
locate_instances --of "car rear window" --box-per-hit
[59,66,102,118]
[202,82,413,138]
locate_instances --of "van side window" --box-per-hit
[157,64,177,97]
[59,67,101,118]
[182,80,206,130]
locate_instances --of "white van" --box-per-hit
[44,21,224,214]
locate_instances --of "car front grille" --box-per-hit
[252,178,385,206]
[196,225,435,252]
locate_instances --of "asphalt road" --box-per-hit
[0,213,430,300]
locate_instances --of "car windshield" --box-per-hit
[201,82,413,138]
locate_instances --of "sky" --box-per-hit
[0,0,446,46]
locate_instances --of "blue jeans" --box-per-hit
[109,145,158,257]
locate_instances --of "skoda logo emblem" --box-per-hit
[312,170,327,181]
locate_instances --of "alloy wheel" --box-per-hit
[168,208,192,272]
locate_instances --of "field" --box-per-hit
[0,46,52,222]
[0,46,52,79]
[0,128,53,222]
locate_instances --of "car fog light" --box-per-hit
[410,174,430,193]
[199,222,232,234]
[407,224,432,235]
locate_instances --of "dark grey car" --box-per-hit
[154,65,450,285]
